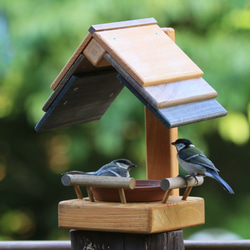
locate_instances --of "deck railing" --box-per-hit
[0,240,250,249]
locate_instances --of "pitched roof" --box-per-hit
[35,18,227,132]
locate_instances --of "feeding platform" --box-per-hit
[59,197,204,234]
[59,174,204,233]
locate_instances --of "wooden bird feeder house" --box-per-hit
[35,18,227,249]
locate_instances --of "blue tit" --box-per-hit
[171,138,234,194]
[63,159,137,177]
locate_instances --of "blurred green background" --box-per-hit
[0,0,249,241]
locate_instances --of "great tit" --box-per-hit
[171,138,234,194]
[63,159,137,178]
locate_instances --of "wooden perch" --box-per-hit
[61,174,136,204]
[161,176,204,203]
[161,176,204,190]
[61,174,136,188]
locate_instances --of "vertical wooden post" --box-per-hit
[70,230,184,250]
[145,108,179,195]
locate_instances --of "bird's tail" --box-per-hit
[208,170,234,194]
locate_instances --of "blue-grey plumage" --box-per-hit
[63,159,137,178]
[171,138,234,194]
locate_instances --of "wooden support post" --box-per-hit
[182,187,193,201]
[86,186,95,202]
[73,185,83,199]
[118,188,127,204]
[161,190,171,203]
[70,229,184,250]
[145,107,179,195]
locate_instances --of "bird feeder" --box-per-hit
[35,18,227,249]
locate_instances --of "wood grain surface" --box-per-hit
[61,175,135,189]
[70,229,184,250]
[35,69,123,131]
[59,196,204,233]
[144,77,217,109]
[50,33,92,90]
[83,38,110,67]
[94,24,203,86]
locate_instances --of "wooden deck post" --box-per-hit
[70,230,184,250]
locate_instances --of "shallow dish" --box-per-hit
[92,179,165,202]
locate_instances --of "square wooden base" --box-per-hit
[58,196,204,234]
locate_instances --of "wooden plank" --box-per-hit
[51,32,92,90]
[43,54,112,111]
[157,99,228,128]
[70,230,184,250]
[83,38,110,67]
[89,17,157,34]
[58,196,204,233]
[43,54,84,111]
[94,24,203,86]
[60,199,150,233]
[105,54,227,128]
[35,69,123,132]
[116,73,227,128]
[51,19,157,91]
[144,77,217,109]
[104,51,216,109]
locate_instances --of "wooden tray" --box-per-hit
[58,196,205,234]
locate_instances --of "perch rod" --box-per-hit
[61,174,136,204]
[161,176,204,203]
[161,176,204,190]
[61,174,136,189]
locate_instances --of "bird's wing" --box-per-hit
[94,162,117,174]
[96,166,127,177]
[62,170,92,175]
[179,147,220,172]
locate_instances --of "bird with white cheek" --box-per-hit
[171,138,234,194]
[63,159,137,178]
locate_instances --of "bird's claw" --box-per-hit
[177,174,189,186]
[178,173,199,186]
[186,173,199,184]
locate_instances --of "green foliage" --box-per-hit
[0,0,249,240]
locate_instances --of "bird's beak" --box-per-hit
[171,142,175,145]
